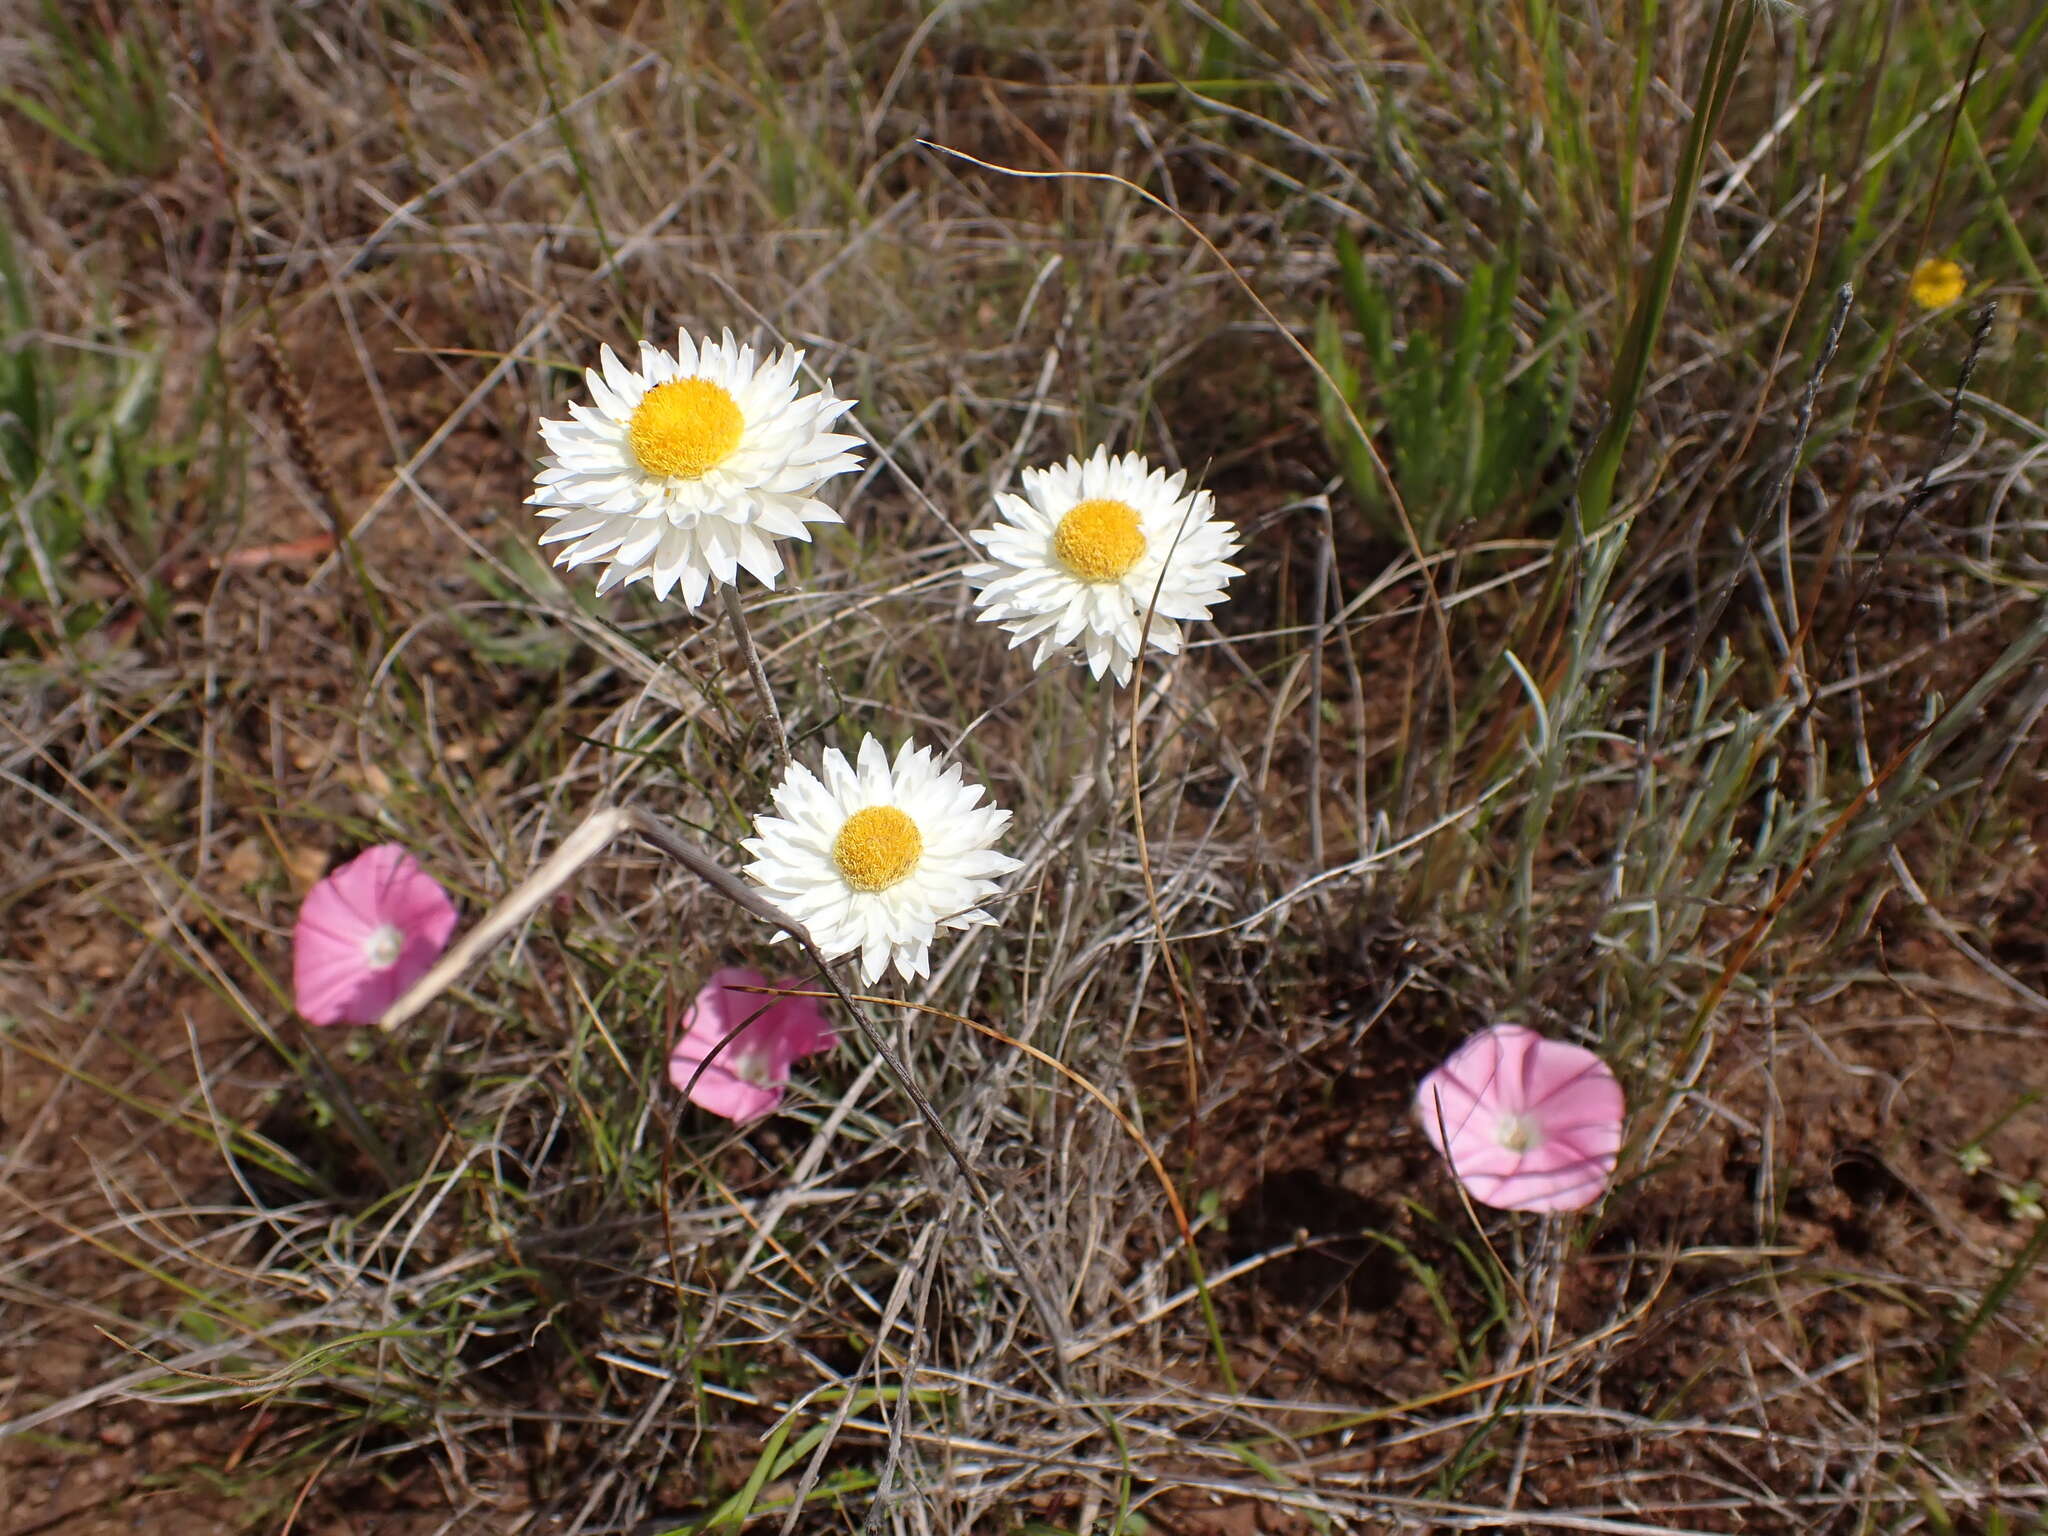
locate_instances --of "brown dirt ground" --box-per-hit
[18,906,2045,1534]
[1178,943,2048,1529]
[0,297,544,1532]
[6,90,2048,1536]
[8,357,2048,1527]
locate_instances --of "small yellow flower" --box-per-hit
[1908,256,1966,311]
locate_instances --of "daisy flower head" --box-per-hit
[293,845,459,1026]
[740,736,1021,986]
[528,328,864,608]
[965,446,1243,685]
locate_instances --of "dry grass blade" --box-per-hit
[5,2,2048,1530]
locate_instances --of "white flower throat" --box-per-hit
[1492,1111,1541,1154]
[362,924,404,970]
[730,1043,774,1087]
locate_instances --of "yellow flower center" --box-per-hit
[832,805,923,893]
[1052,497,1146,582]
[628,377,745,479]
[1908,257,1966,312]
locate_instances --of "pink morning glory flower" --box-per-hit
[1415,1024,1625,1213]
[292,845,459,1025]
[668,968,837,1123]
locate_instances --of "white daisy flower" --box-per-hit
[964,446,1243,685]
[740,736,1022,986]
[528,328,864,607]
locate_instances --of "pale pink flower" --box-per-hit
[292,845,459,1025]
[1415,1024,1625,1213]
[668,968,837,1123]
